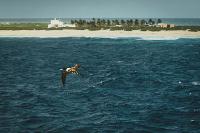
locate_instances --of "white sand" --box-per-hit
[0,30,200,39]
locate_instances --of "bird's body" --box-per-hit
[60,64,80,86]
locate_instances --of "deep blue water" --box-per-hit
[1,18,200,26]
[0,38,200,133]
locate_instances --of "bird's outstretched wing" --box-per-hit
[61,71,69,86]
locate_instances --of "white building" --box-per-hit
[157,23,175,28]
[48,18,76,28]
[48,18,64,28]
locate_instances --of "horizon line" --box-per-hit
[0,17,200,19]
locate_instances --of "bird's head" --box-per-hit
[75,64,80,68]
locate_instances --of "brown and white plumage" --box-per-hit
[60,64,80,86]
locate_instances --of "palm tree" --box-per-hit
[101,19,106,27]
[98,19,106,27]
[97,19,101,27]
[126,20,129,25]
[148,19,153,25]
[157,19,162,24]
[121,20,125,25]
[115,19,119,25]
[111,20,115,25]
[71,20,75,24]
[134,19,139,26]
[107,20,111,26]
[152,20,155,25]
[140,19,146,26]
[82,20,87,26]
[92,18,96,22]
[74,20,78,25]
[130,19,134,26]
[112,19,119,26]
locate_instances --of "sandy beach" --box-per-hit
[0,30,200,39]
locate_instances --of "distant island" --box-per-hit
[0,18,200,38]
[0,18,200,32]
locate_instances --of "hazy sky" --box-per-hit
[0,0,199,18]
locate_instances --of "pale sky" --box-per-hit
[0,0,199,18]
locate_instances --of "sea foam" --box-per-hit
[191,81,200,86]
[137,36,180,40]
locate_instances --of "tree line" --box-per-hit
[70,18,162,29]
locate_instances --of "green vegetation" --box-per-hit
[0,23,48,30]
[0,19,200,32]
[71,18,200,32]
[157,19,162,24]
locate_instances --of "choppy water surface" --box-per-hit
[0,38,200,133]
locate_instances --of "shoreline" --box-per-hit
[0,30,200,39]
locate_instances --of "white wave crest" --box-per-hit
[191,81,200,86]
[137,36,180,40]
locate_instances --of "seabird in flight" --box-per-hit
[60,64,80,86]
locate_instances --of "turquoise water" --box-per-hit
[0,38,200,132]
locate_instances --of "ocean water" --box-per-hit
[1,18,200,26]
[0,37,200,133]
